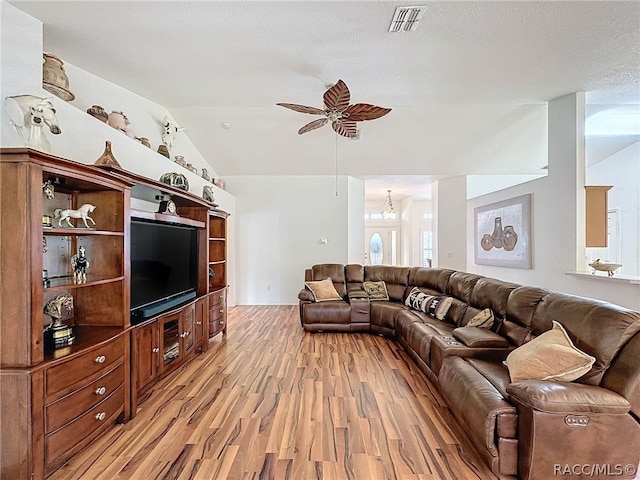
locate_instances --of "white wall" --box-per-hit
[467,94,639,310]
[435,176,467,271]
[226,175,362,304]
[586,142,639,276]
[347,176,365,264]
[1,3,237,304]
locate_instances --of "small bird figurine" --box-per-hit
[588,259,622,277]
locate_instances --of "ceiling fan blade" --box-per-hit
[277,103,325,115]
[323,79,350,112]
[298,118,328,135]
[343,104,392,122]
[332,120,358,138]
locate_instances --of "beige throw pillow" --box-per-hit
[466,308,494,328]
[363,281,389,301]
[505,321,596,383]
[305,277,342,302]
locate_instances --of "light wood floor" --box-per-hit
[50,305,500,480]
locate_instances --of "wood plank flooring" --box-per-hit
[49,305,502,480]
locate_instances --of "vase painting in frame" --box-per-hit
[474,194,532,269]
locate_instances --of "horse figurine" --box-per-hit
[54,204,96,228]
[44,293,73,323]
[3,95,61,152]
[161,115,185,152]
[71,246,90,283]
[42,180,55,200]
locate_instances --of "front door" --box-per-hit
[365,226,397,265]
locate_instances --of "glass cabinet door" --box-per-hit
[161,317,180,368]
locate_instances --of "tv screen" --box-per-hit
[130,220,198,312]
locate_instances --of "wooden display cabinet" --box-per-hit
[0,149,131,480]
[208,210,229,338]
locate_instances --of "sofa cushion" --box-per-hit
[405,287,452,320]
[305,277,342,302]
[364,266,410,301]
[466,308,494,328]
[301,300,351,325]
[311,264,347,297]
[504,321,596,382]
[363,281,389,301]
[453,327,510,348]
[370,301,407,333]
[531,292,640,385]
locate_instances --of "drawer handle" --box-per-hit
[95,412,106,421]
[219,321,225,326]
[153,347,160,353]
[219,309,224,314]
[95,386,106,396]
[196,321,202,325]
[95,355,106,364]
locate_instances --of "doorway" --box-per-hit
[365,226,398,265]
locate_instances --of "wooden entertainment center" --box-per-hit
[0,148,229,479]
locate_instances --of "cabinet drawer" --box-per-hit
[45,384,124,465]
[45,363,124,434]
[45,337,124,400]
[209,304,226,336]
[210,289,226,307]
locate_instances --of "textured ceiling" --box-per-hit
[8,1,640,199]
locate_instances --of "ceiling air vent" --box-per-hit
[389,6,427,32]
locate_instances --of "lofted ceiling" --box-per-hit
[8,1,640,199]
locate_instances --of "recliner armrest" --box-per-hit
[507,380,630,414]
[453,327,510,348]
[298,288,314,302]
[348,289,369,300]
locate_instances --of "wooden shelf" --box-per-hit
[44,275,125,291]
[131,209,206,228]
[43,326,124,364]
[43,228,124,237]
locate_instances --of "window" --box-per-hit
[421,229,433,268]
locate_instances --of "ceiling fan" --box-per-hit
[277,79,391,138]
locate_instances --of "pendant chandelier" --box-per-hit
[381,190,397,219]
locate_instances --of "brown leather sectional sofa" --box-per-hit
[298,264,640,480]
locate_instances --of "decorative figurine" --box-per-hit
[42,236,47,253]
[42,269,50,287]
[53,203,96,228]
[161,116,185,153]
[43,293,74,349]
[42,180,55,199]
[201,168,210,181]
[174,155,187,167]
[108,110,130,133]
[42,214,53,228]
[202,185,215,203]
[589,259,622,277]
[94,141,122,168]
[71,246,90,283]
[159,172,189,191]
[157,144,170,158]
[42,53,75,101]
[86,105,108,123]
[3,95,61,152]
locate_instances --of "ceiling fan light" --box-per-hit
[389,6,427,32]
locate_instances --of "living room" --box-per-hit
[1,1,639,479]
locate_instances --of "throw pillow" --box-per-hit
[404,287,453,320]
[466,308,494,328]
[504,321,596,383]
[305,277,342,302]
[363,281,389,301]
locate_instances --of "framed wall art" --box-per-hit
[474,194,532,269]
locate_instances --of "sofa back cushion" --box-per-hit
[463,278,519,330]
[601,332,640,419]
[407,267,454,293]
[500,286,550,346]
[364,266,410,302]
[345,264,365,293]
[530,293,640,386]
[446,272,483,325]
[311,264,347,298]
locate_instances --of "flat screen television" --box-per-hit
[130,219,198,322]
